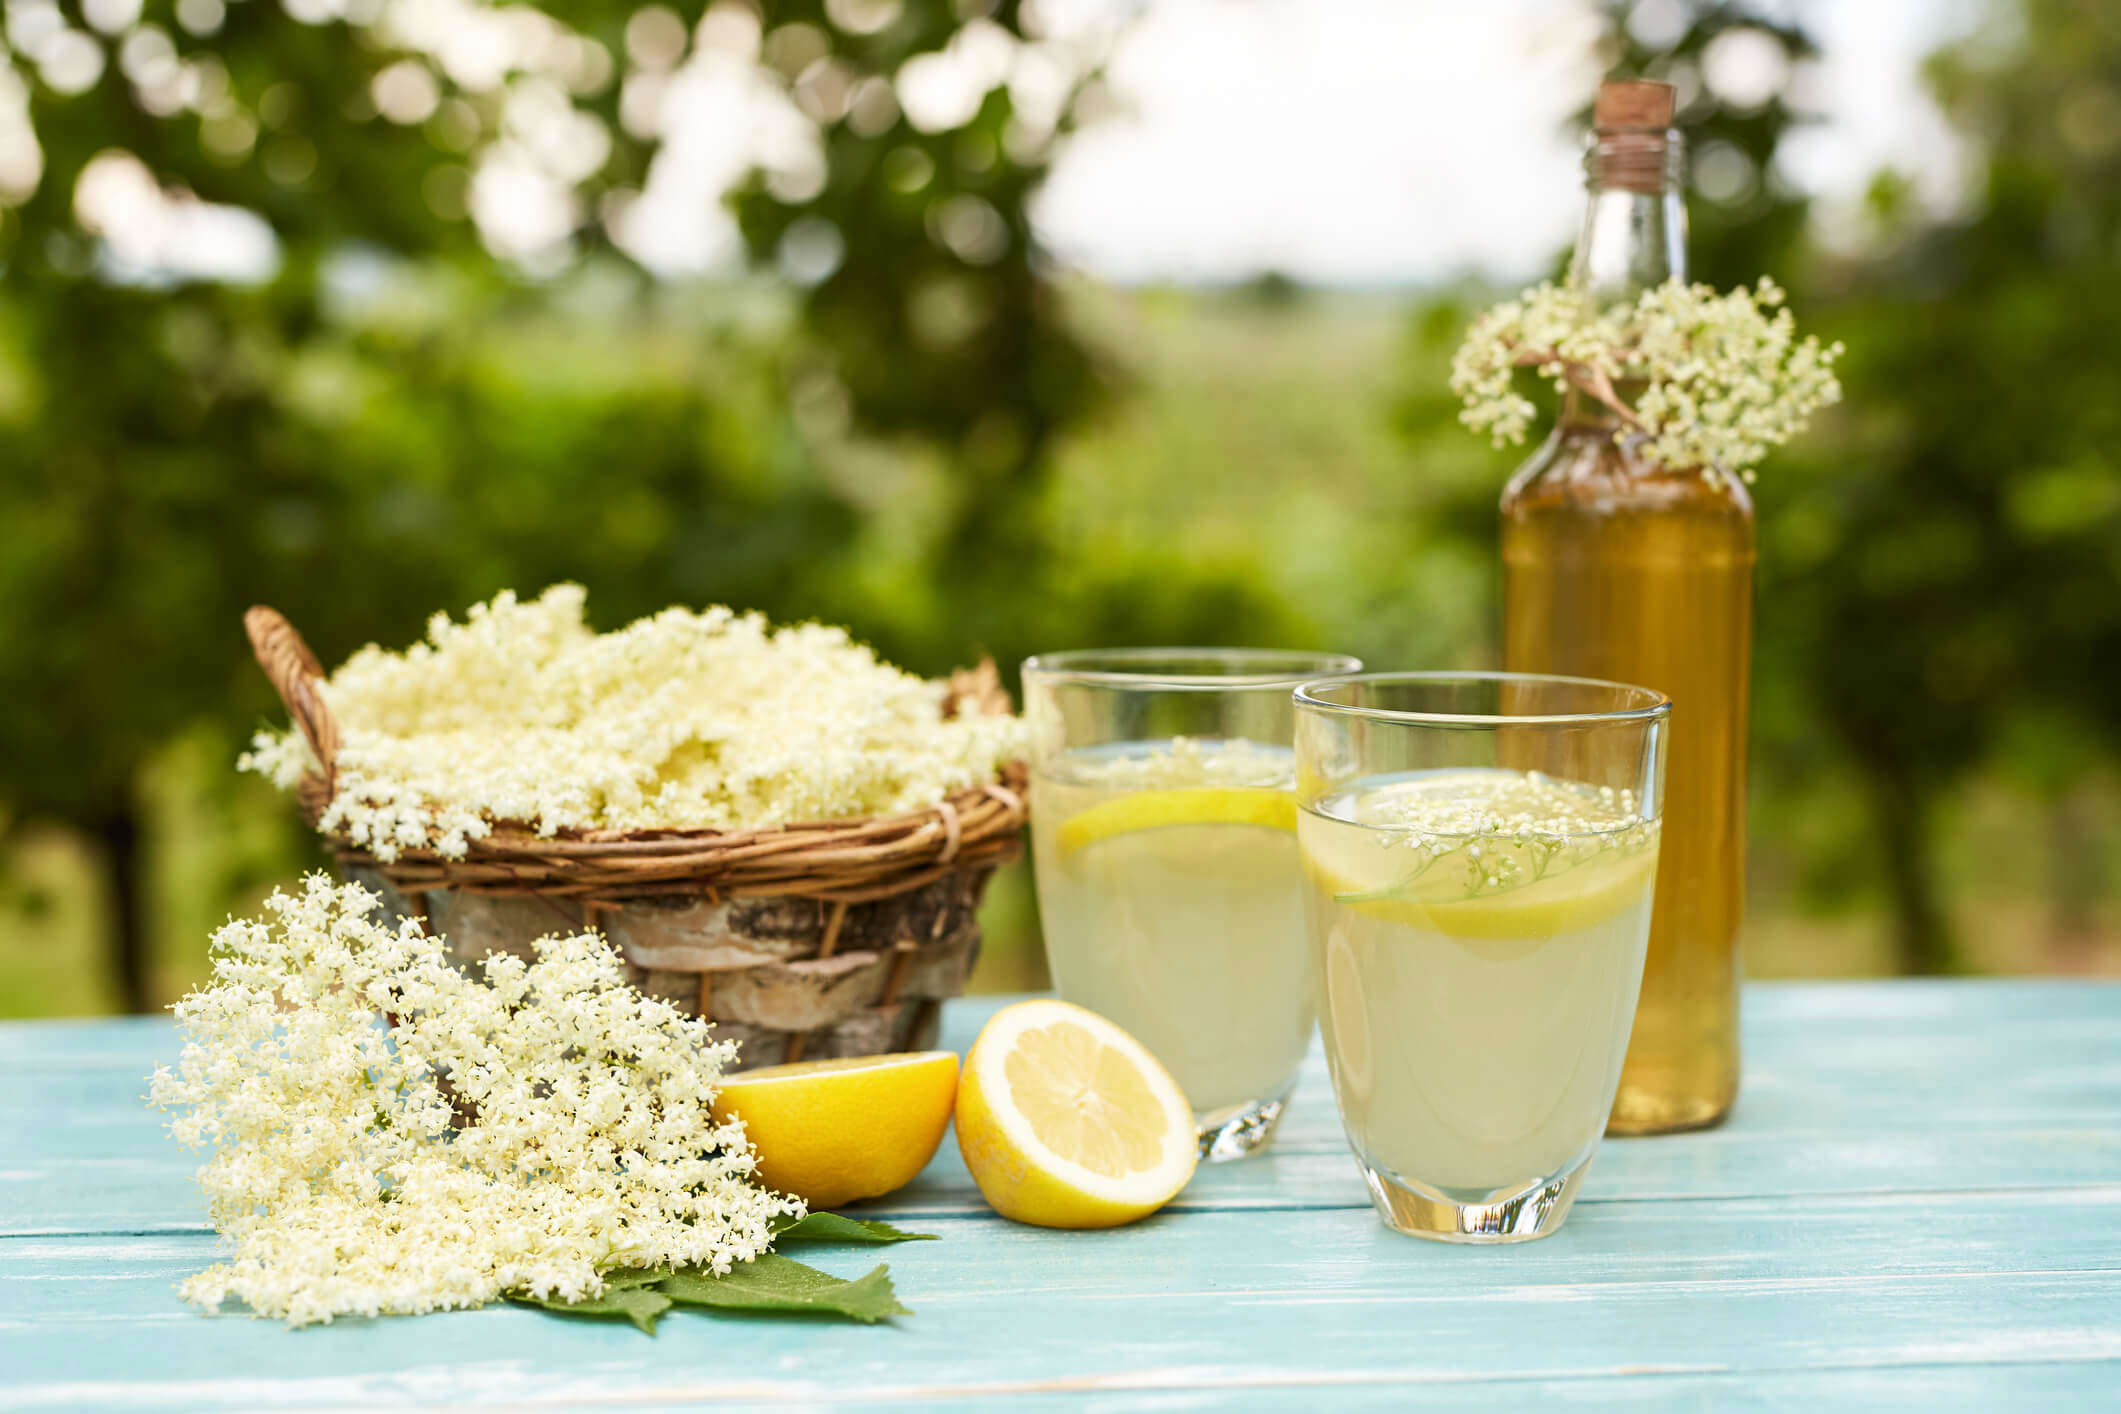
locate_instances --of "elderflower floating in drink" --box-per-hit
[1023,650,1360,1161]
[1294,673,1668,1242]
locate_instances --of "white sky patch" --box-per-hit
[1032,0,1979,286]
[614,49,813,275]
[1779,0,1985,248]
[72,148,278,284]
[1034,0,1602,285]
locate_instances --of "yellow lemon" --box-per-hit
[1056,787,1295,858]
[711,1051,958,1209]
[954,999,1197,1229]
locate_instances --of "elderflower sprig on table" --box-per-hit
[238,585,1029,862]
[1449,276,1844,482]
[148,875,801,1327]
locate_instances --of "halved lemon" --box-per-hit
[710,1051,958,1209]
[954,999,1198,1229]
[1057,787,1296,857]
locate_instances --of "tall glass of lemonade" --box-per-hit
[1295,672,1669,1241]
[1024,649,1362,1161]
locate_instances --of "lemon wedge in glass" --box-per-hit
[1056,787,1296,857]
[954,999,1198,1229]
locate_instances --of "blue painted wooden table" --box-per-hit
[5,982,2119,1409]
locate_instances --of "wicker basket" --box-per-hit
[244,606,1028,1069]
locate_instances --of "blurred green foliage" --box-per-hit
[0,0,1109,1009]
[1581,0,2121,972]
[731,2,1108,621]
[1,0,2117,1013]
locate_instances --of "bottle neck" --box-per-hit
[1569,129,1687,305]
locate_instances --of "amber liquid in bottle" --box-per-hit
[1502,400,1752,1133]
[1501,82,1749,1133]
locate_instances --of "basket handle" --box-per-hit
[244,605,340,797]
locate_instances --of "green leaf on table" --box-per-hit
[772,1212,939,1245]
[659,1254,909,1324]
[510,1284,672,1335]
[597,1267,672,1290]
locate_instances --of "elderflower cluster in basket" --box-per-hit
[1449,276,1844,481]
[148,875,800,1326]
[240,584,1028,861]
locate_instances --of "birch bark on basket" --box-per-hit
[242,606,1030,1068]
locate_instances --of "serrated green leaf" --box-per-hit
[658,1255,909,1324]
[772,1212,939,1246]
[510,1284,671,1335]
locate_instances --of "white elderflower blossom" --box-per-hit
[241,585,1030,860]
[234,729,315,790]
[149,875,800,1327]
[1450,276,1843,481]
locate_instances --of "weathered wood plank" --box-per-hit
[4,982,2118,1405]
[10,978,2120,1064]
[12,1185,2121,1307]
[8,1362,2112,1413]
[5,1207,2121,1407]
[15,1120,2121,1240]
[15,983,2120,1129]
[8,983,2121,1237]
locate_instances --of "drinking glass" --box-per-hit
[1023,648,1362,1160]
[1293,672,1669,1240]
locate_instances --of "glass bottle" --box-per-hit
[1500,81,1753,1134]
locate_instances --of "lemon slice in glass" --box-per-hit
[1056,788,1296,857]
[953,999,1198,1229]
[1305,839,1660,941]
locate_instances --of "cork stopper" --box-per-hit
[1594,79,1676,132]
[1587,79,1679,193]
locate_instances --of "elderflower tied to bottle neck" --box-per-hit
[1447,75,1842,480]
[1571,78,1688,309]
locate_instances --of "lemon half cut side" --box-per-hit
[954,999,1199,1229]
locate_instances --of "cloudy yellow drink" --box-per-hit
[1300,769,1657,1197]
[1031,739,1311,1124]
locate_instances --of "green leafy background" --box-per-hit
[2,0,2118,1014]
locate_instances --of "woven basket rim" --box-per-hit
[244,604,1028,903]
